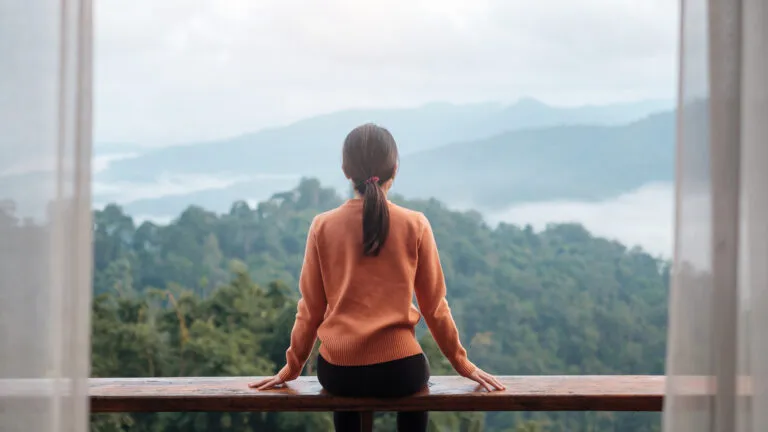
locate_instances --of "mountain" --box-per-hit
[103,107,675,218]
[95,98,672,185]
[396,110,676,209]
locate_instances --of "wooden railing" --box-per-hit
[0,376,666,432]
[88,375,665,413]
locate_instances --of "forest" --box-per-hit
[84,178,669,431]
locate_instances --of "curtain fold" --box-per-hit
[0,1,93,431]
[664,0,767,430]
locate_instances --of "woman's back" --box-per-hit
[313,199,426,366]
[277,197,476,381]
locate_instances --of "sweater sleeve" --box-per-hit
[414,214,477,377]
[277,221,327,381]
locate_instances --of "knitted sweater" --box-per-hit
[278,199,476,381]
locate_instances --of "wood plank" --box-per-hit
[360,411,374,432]
[88,375,666,413]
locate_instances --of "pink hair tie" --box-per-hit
[365,176,380,185]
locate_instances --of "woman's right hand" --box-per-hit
[468,368,506,392]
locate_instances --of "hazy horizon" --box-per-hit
[97,172,674,259]
[93,96,675,151]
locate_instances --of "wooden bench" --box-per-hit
[89,375,665,413]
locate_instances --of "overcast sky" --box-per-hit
[94,0,679,145]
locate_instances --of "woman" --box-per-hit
[250,123,504,432]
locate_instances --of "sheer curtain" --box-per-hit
[0,1,93,432]
[664,0,767,431]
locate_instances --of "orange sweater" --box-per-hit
[277,199,476,381]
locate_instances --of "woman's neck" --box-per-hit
[351,182,392,199]
[352,193,389,200]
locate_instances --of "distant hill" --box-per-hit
[104,109,675,219]
[95,98,671,183]
[396,110,676,209]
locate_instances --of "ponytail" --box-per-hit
[342,123,399,256]
[358,176,390,256]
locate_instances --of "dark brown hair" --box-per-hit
[342,123,399,256]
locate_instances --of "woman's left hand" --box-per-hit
[248,375,286,391]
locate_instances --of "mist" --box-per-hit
[486,182,674,258]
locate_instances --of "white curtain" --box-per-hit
[664,0,768,431]
[0,1,93,432]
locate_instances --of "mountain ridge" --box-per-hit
[95,98,672,182]
[88,98,675,219]
[103,107,674,217]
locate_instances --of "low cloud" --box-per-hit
[487,182,675,258]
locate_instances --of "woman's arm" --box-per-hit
[276,220,327,382]
[413,214,477,377]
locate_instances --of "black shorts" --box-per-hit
[317,353,431,398]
